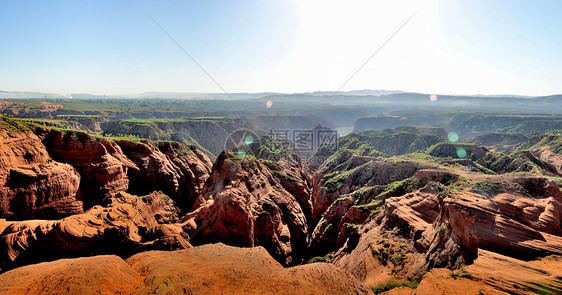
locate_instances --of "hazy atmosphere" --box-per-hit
[1,0,561,95]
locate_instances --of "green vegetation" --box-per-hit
[354,200,382,210]
[369,239,412,271]
[336,135,386,157]
[370,240,394,266]
[470,180,508,197]
[0,116,44,133]
[271,170,298,182]
[241,192,251,201]
[334,196,351,204]
[390,253,405,267]
[379,177,420,198]
[427,142,485,160]
[121,118,194,124]
[262,201,276,213]
[102,134,146,142]
[323,168,356,193]
[370,205,385,217]
[352,186,380,201]
[450,268,473,279]
[57,114,104,118]
[385,152,441,166]
[370,280,419,294]
[353,200,384,217]
[516,133,562,154]
[342,129,446,157]
[550,177,562,187]
[251,135,298,161]
[370,245,390,266]
[158,192,171,204]
[344,223,362,235]
[139,191,171,205]
[322,223,333,235]
[306,253,331,264]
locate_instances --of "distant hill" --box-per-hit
[304,89,405,96]
[0,91,66,99]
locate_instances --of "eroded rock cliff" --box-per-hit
[0,121,81,220]
[0,191,189,273]
[190,151,312,266]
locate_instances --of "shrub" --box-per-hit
[306,253,331,264]
[371,280,419,294]
[271,170,298,182]
[450,268,473,279]
[391,253,405,267]
[159,192,171,205]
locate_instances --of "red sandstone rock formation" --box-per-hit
[37,129,134,207]
[156,141,212,208]
[2,123,212,219]
[386,250,562,294]
[307,149,562,291]
[0,192,189,273]
[0,125,81,220]
[533,146,562,176]
[191,151,311,266]
[116,140,212,211]
[0,243,373,295]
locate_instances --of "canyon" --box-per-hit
[1,113,562,294]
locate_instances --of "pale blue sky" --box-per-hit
[0,0,561,96]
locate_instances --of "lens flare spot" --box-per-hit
[456,147,467,158]
[429,94,438,102]
[244,135,254,145]
[448,131,459,142]
[266,100,273,108]
[237,149,246,159]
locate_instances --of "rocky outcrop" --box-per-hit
[262,158,314,221]
[0,122,82,220]
[37,129,134,207]
[533,145,562,176]
[0,192,189,273]
[2,121,212,219]
[312,156,427,230]
[427,143,489,160]
[326,168,562,289]
[39,129,212,212]
[0,243,373,295]
[327,129,446,159]
[387,176,562,273]
[308,196,376,258]
[408,250,562,295]
[190,151,310,266]
[305,151,432,260]
[156,141,213,203]
[383,184,441,240]
[58,115,109,132]
[116,140,212,211]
